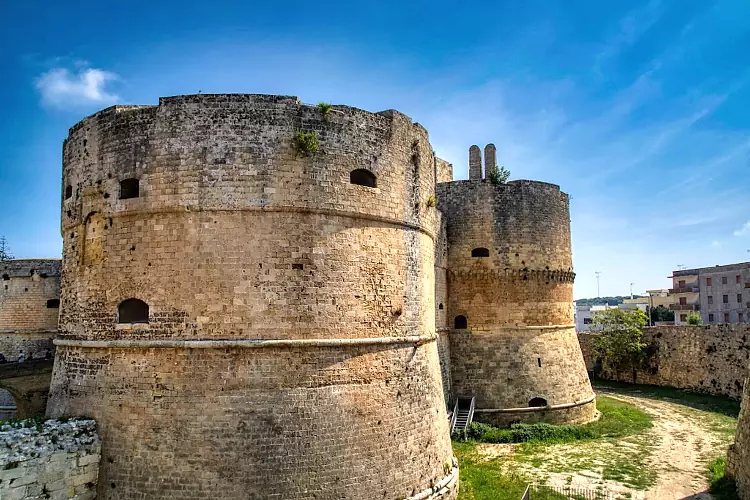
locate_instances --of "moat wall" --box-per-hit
[48,94,457,500]
[579,325,750,399]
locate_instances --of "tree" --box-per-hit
[650,305,674,323]
[687,311,702,325]
[0,236,12,262]
[591,308,648,382]
[487,164,510,185]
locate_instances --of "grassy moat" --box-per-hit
[454,382,740,500]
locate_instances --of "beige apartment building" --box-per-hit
[670,262,750,325]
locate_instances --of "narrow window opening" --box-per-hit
[119,178,140,199]
[528,397,547,408]
[454,315,467,329]
[65,185,73,199]
[292,263,303,270]
[537,358,542,368]
[118,298,149,324]
[471,248,490,258]
[349,169,377,188]
[2,274,8,281]
[438,303,444,310]
[46,299,60,308]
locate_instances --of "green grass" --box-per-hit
[453,441,531,500]
[593,379,740,418]
[706,456,739,500]
[456,397,652,446]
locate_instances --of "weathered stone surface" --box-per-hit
[579,325,750,399]
[0,418,99,500]
[437,173,595,424]
[49,94,456,500]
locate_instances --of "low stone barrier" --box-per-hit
[0,418,100,499]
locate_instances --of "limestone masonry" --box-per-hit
[0,418,100,500]
[42,93,593,499]
[579,325,750,399]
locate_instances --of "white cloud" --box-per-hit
[711,240,721,247]
[35,67,120,109]
[734,221,750,237]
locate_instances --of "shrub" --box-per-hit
[426,195,437,207]
[687,311,702,325]
[318,102,332,115]
[294,131,320,157]
[487,164,510,185]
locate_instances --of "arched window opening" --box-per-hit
[454,315,467,329]
[46,299,60,308]
[64,185,73,200]
[529,397,548,408]
[350,169,377,188]
[119,178,140,199]
[471,248,490,258]
[438,303,444,310]
[118,299,149,324]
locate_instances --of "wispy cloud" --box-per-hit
[735,221,750,237]
[711,241,721,247]
[35,66,120,109]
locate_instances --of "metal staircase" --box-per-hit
[450,396,475,433]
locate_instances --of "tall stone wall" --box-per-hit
[0,260,60,333]
[436,172,595,426]
[728,370,750,499]
[579,325,750,399]
[0,419,100,500]
[48,94,457,500]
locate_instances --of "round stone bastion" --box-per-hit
[47,94,458,500]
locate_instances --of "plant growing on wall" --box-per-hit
[294,131,320,157]
[687,311,702,325]
[426,195,437,208]
[591,308,648,383]
[318,102,332,116]
[0,236,13,262]
[487,164,510,185]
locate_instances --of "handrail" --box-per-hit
[449,399,459,433]
[466,397,476,428]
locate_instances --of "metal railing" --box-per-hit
[522,484,613,499]
[449,399,459,433]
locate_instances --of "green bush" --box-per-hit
[294,131,320,157]
[707,456,738,500]
[318,102,332,115]
[487,164,510,185]
[687,311,702,325]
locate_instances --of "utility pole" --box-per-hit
[630,282,635,300]
[595,271,601,298]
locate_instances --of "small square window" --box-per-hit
[708,313,714,322]
[583,318,592,324]
[708,296,713,305]
[707,277,712,286]
[722,276,728,285]
[680,314,687,322]
[679,297,687,305]
[678,280,686,287]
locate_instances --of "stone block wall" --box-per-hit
[0,333,55,362]
[0,419,100,500]
[0,260,61,332]
[579,325,750,399]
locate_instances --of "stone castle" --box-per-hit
[3,94,595,499]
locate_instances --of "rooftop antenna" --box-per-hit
[630,282,635,300]
[677,264,686,270]
[595,271,601,298]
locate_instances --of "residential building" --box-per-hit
[574,302,647,332]
[669,262,750,325]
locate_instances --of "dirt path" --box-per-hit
[599,390,723,499]
[474,388,734,499]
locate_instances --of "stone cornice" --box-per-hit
[448,268,575,283]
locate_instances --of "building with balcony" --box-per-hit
[669,262,750,325]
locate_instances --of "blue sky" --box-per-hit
[1,0,749,299]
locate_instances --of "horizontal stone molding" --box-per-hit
[453,324,576,332]
[449,268,575,283]
[406,456,459,500]
[64,205,438,241]
[474,393,596,414]
[54,335,437,350]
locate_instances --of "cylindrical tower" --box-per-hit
[436,150,596,426]
[728,373,750,498]
[48,94,457,500]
